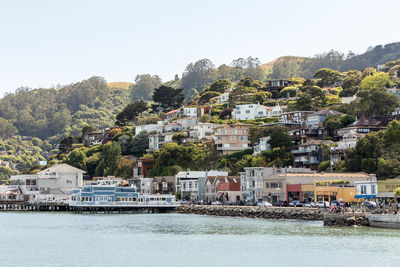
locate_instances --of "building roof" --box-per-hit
[38,164,86,175]
[165,109,181,115]
[297,138,333,147]
[205,176,240,185]
[283,172,370,178]
[308,110,343,117]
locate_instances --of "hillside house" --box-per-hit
[214,123,251,155]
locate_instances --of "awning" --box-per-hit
[354,194,376,199]
[376,192,394,198]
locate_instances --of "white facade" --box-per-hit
[9,164,85,202]
[183,107,202,118]
[135,122,162,135]
[337,132,363,150]
[174,117,199,129]
[175,170,228,201]
[241,167,275,202]
[232,104,269,120]
[148,132,175,151]
[342,95,357,104]
[190,123,218,140]
[355,180,378,198]
[140,178,154,194]
[253,136,271,155]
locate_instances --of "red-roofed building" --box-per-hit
[216,180,241,202]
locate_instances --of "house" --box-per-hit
[240,167,275,202]
[139,178,154,194]
[148,132,175,151]
[135,121,162,135]
[290,122,330,145]
[266,104,285,117]
[182,107,206,118]
[174,117,199,129]
[212,92,230,104]
[355,180,378,200]
[291,138,334,170]
[175,170,228,201]
[305,110,342,128]
[190,123,219,140]
[82,131,103,146]
[232,103,270,120]
[278,111,314,125]
[261,79,294,91]
[204,176,239,201]
[165,108,181,121]
[133,158,155,179]
[9,164,85,202]
[152,176,175,194]
[342,95,357,104]
[214,123,251,155]
[336,115,386,137]
[217,180,241,202]
[336,132,364,150]
[253,136,271,155]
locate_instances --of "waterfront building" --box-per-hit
[175,170,228,201]
[69,183,177,207]
[354,180,378,200]
[140,178,154,194]
[214,123,251,155]
[152,176,175,195]
[241,167,278,202]
[204,176,239,201]
[217,180,241,202]
[377,178,400,199]
[269,171,375,203]
[9,164,85,202]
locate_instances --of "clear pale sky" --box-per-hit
[0,0,399,96]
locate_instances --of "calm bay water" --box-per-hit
[0,212,399,267]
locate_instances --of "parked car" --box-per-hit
[211,201,222,205]
[289,201,299,207]
[295,201,303,207]
[365,201,377,209]
[275,200,288,207]
[316,201,330,208]
[257,201,272,207]
[304,202,316,208]
[179,200,189,205]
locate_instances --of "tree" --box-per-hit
[198,91,221,104]
[116,100,148,125]
[355,73,399,116]
[114,157,134,179]
[340,70,362,97]
[268,129,292,149]
[130,131,150,157]
[181,59,216,95]
[172,132,186,145]
[68,148,87,169]
[314,68,342,87]
[0,117,17,139]
[101,141,121,176]
[295,93,313,111]
[384,120,400,145]
[152,86,185,112]
[130,74,162,101]
[208,79,232,93]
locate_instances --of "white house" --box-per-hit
[175,170,228,201]
[232,103,271,120]
[190,123,219,140]
[182,107,205,118]
[140,178,154,194]
[253,136,271,155]
[135,121,163,135]
[174,117,199,129]
[337,132,364,150]
[212,92,230,104]
[355,180,378,200]
[9,164,85,202]
[241,167,275,202]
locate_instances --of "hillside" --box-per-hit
[265,42,400,79]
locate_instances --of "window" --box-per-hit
[360,185,367,194]
[371,184,376,195]
[217,136,222,140]
[246,110,250,114]
[236,111,241,114]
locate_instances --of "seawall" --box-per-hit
[175,205,369,227]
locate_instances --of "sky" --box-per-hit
[0,0,399,96]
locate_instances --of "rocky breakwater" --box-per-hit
[175,205,324,221]
[175,205,369,227]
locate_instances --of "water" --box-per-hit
[0,213,399,267]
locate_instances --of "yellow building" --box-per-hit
[313,185,356,203]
